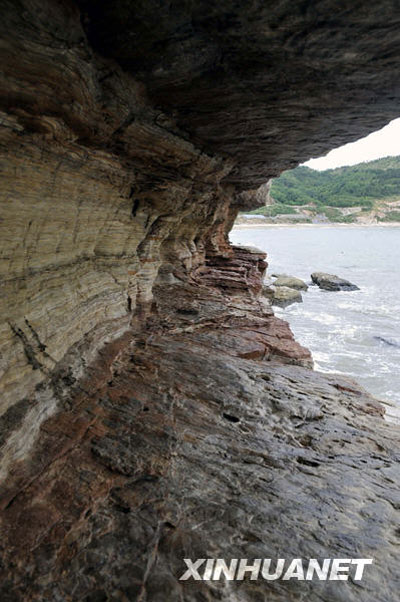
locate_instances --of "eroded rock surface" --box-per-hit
[0,1,400,600]
[76,0,400,189]
[0,253,399,601]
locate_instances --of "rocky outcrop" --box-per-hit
[2,249,400,602]
[1,0,398,417]
[311,272,360,291]
[76,0,400,189]
[1,1,400,600]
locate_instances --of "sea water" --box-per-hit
[230,226,400,411]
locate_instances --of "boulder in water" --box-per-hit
[311,272,360,291]
[273,275,308,290]
[263,285,303,307]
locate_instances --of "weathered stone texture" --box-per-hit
[0,267,398,601]
[0,1,400,600]
[0,0,232,456]
[78,0,400,188]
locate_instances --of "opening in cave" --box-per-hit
[232,120,400,422]
[0,1,399,599]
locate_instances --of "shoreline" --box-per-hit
[233,221,400,229]
[232,222,400,423]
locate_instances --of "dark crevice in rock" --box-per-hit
[8,322,46,373]
[222,412,240,423]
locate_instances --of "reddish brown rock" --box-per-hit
[0,265,398,601]
[1,1,400,600]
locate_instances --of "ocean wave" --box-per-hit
[232,226,400,405]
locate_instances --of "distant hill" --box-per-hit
[244,156,400,224]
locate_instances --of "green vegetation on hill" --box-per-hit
[251,204,297,217]
[378,211,400,222]
[268,155,400,209]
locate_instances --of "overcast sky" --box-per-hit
[303,118,400,171]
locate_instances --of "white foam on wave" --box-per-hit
[300,312,338,325]
[313,363,353,376]
[233,226,400,406]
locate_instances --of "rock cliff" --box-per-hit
[0,1,399,600]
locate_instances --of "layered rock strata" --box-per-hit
[1,248,399,601]
[1,1,400,600]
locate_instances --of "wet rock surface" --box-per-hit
[0,250,399,601]
[311,272,360,292]
[0,1,400,600]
